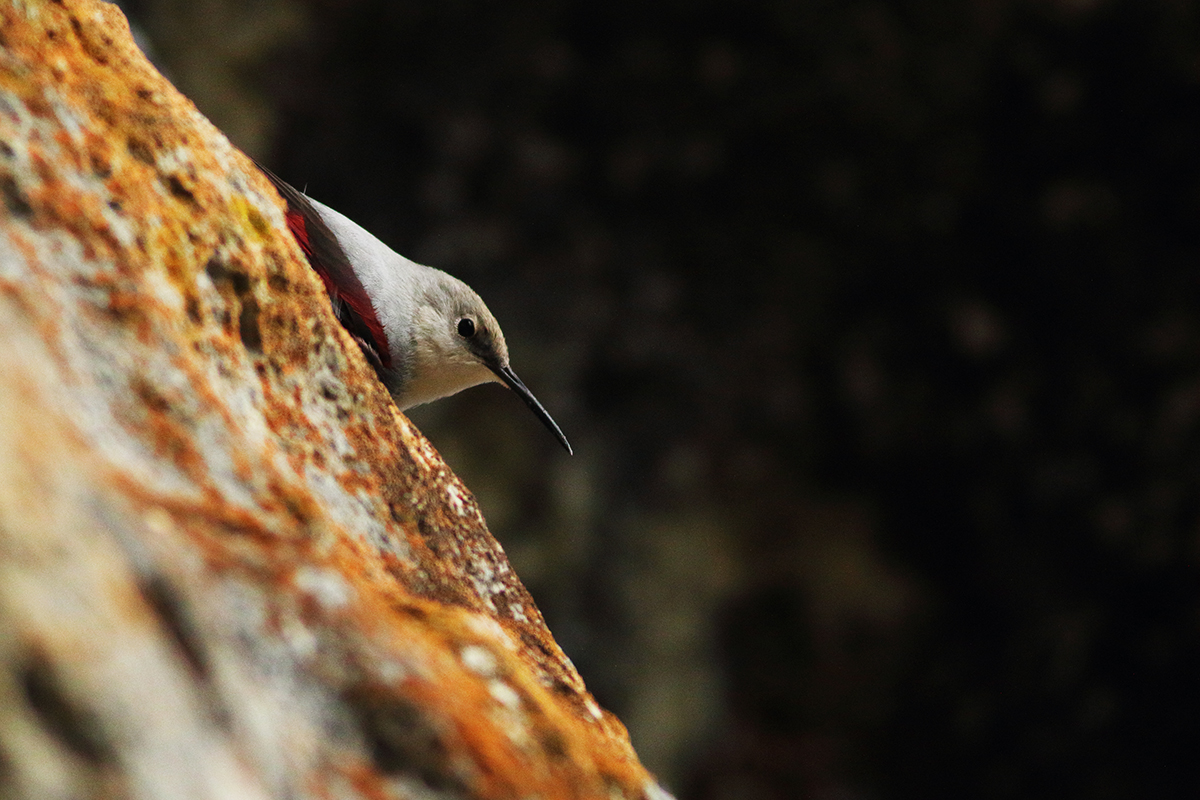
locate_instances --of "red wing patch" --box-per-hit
[264,168,393,370]
[285,209,312,252]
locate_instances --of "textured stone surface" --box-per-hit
[0,2,664,798]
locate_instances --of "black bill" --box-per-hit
[493,365,573,455]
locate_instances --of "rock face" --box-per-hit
[0,2,665,798]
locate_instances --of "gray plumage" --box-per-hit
[287,189,571,454]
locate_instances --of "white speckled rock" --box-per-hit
[0,2,670,799]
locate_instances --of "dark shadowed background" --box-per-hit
[116,0,1199,796]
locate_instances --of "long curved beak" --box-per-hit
[492,365,573,455]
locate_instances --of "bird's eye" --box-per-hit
[457,317,476,338]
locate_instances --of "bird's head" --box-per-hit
[403,273,572,454]
[404,276,508,404]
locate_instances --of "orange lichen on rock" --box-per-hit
[0,1,668,798]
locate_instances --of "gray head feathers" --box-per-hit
[269,178,571,453]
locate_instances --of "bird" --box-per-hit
[258,164,572,455]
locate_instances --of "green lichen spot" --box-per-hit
[234,195,270,237]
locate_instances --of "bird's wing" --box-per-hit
[256,162,393,370]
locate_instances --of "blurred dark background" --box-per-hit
[118,0,1199,796]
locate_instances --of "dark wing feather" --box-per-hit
[257,163,393,370]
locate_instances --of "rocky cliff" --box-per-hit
[0,2,665,798]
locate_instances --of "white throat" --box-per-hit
[305,196,502,408]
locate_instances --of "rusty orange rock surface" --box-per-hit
[0,2,667,798]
